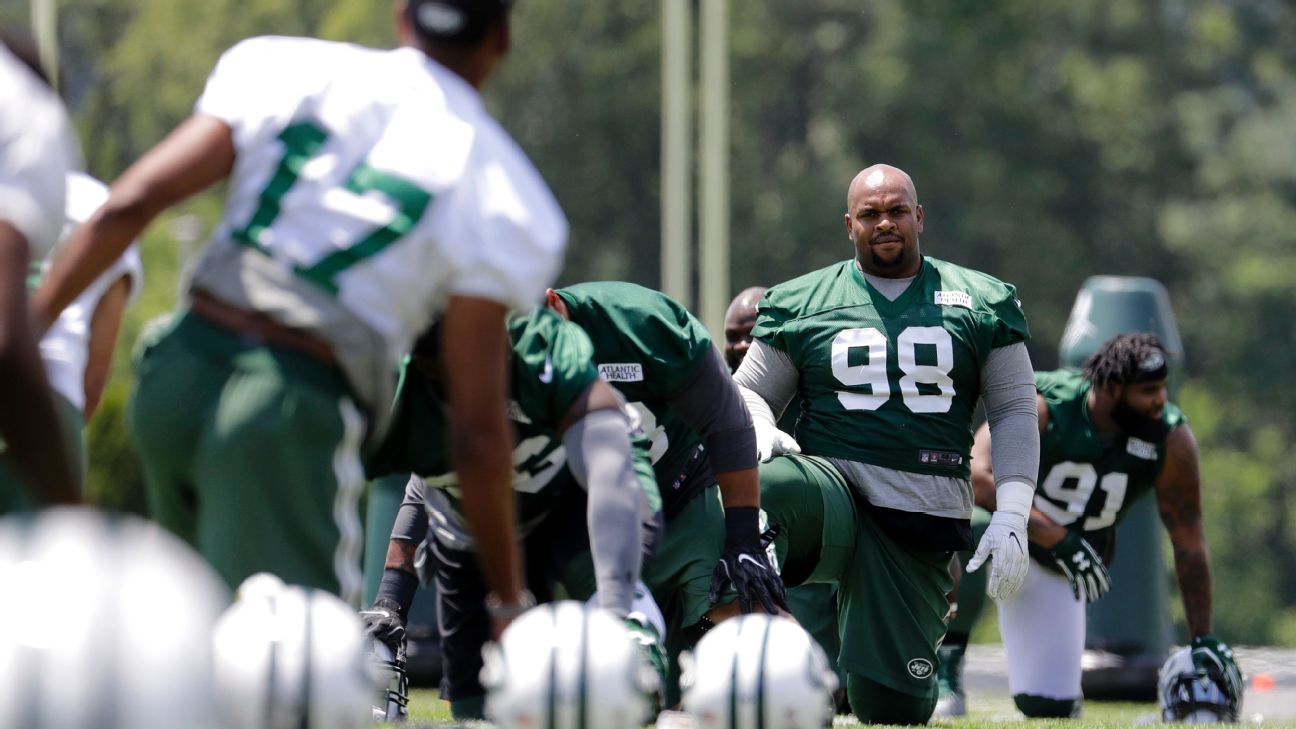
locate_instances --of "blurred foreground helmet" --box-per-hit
[366,639,409,722]
[0,508,228,729]
[1158,646,1241,723]
[213,574,372,729]
[681,614,837,729]
[482,600,657,729]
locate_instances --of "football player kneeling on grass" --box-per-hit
[937,333,1240,719]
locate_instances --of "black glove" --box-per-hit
[1048,530,1111,603]
[709,507,789,613]
[359,597,407,655]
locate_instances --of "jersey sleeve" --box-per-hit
[511,311,600,431]
[195,36,360,150]
[647,303,717,397]
[432,125,567,312]
[985,282,1030,349]
[749,287,797,353]
[0,55,77,258]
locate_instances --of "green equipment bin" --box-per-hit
[1057,276,1180,700]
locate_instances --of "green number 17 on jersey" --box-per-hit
[231,120,433,295]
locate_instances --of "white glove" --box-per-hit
[965,480,1032,601]
[753,417,800,462]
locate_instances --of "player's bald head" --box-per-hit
[723,286,767,371]
[725,286,767,324]
[846,164,918,210]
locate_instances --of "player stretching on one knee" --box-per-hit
[735,164,1039,724]
[936,333,1240,719]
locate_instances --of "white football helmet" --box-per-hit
[366,639,409,722]
[0,508,229,729]
[681,614,838,729]
[1158,646,1241,723]
[482,601,658,729]
[213,574,373,729]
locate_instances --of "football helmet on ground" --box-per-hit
[0,508,228,729]
[365,639,410,722]
[681,614,837,729]
[482,601,657,729]
[1158,645,1242,723]
[213,574,372,729]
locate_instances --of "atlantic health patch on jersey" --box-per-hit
[598,363,645,382]
[932,290,973,309]
[1126,438,1158,460]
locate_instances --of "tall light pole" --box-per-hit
[698,0,729,340]
[661,0,729,337]
[31,0,58,89]
[660,0,691,310]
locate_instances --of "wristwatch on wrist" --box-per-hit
[484,589,537,621]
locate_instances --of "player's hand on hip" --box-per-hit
[965,480,1034,601]
[753,418,800,462]
[1048,531,1111,603]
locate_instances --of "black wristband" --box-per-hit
[723,506,761,547]
[378,568,419,618]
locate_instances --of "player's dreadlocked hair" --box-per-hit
[1082,333,1169,387]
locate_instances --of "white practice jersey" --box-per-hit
[188,36,568,420]
[40,172,143,412]
[0,46,80,258]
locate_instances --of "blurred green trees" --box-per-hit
[37,0,1296,644]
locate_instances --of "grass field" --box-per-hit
[396,688,1296,728]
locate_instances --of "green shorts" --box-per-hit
[786,582,845,685]
[129,311,367,604]
[760,454,953,698]
[0,390,85,514]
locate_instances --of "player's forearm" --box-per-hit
[715,467,760,510]
[33,206,150,334]
[564,408,644,616]
[36,115,233,332]
[384,539,419,576]
[1027,507,1067,549]
[452,424,524,603]
[1171,530,1213,637]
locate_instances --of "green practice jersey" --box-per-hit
[366,307,659,533]
[555,282,715,516]
[1032,369,1185,555]
[752,257,1029,479]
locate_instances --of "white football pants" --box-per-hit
[998,560,1086,700]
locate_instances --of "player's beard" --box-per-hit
[1112,396,1170,441]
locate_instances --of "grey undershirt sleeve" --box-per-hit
[980,342,1040,488]
[664,346,758,474]
[731,339,799,420]
[563,407,644,617]
[388,475,431,544]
